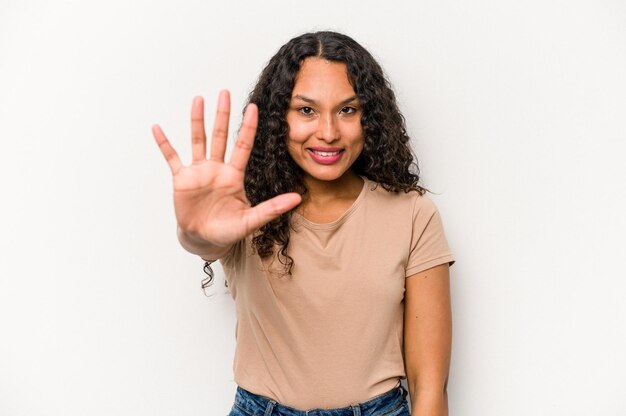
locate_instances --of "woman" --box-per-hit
[152,31,455,416]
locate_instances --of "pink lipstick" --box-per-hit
[307,147,344,165]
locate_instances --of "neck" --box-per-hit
[301,171,364,205]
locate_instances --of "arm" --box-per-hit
[404,263,452,416]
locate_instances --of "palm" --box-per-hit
[152,91,301,249]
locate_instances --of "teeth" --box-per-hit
[312,150,340,156]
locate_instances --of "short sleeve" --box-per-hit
[405,195,455,277]
[217,237,246,271]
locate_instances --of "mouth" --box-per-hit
[306,148,344,164]
[310,149,342,156]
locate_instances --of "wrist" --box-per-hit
[176,226,228,258]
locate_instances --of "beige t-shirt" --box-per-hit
[221,178,455,410]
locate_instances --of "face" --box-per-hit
[285,57,364,186]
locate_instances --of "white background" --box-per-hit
[1,0,625,415]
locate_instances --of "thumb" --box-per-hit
[244,193,302,231]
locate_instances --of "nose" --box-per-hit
[316,112,339,142]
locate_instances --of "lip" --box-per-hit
[308,147,343,152]
[307,148,344,165]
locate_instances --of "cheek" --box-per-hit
[347,125,365,149]
[286,113,310,144]
[356,139,365,153]
[285,140,298,158]
[287,123,311,144]
[285,136,305,163]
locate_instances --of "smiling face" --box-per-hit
[285,57,364,188]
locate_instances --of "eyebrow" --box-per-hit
[291,94,359,105]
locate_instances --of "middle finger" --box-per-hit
[191,96,207,163]
[210,90,231,162]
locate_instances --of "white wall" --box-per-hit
[1,0,625,415]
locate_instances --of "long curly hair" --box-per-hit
[244,31,427,274]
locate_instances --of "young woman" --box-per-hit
[152,31,455,416]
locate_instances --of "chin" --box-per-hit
[303,167,353,183]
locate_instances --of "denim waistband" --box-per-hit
[233,383,408,416]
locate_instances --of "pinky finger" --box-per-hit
[152,124,183,175]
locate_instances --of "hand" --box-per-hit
[152,90,302,252]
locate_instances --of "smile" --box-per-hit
[311,150,341,156]
[307,148,344,165]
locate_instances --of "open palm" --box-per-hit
[152,90,301,253]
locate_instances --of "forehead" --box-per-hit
[292,58,355,97]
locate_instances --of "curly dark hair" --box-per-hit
[244,30,428,274]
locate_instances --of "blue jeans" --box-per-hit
[228,384,410,416]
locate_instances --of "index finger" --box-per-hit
[228,103,258,172]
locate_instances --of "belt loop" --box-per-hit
[264,399,276,416]
[351,403,361,416]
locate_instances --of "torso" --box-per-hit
[220,177,455,410]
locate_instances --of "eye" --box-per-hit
[298,106,314,115]
[340,106,357,115]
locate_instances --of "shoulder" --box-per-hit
[363,178,436,214]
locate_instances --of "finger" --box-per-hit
[152,124,182,175]
[210,90,230,162]
[229,103,258,172]
[191,96,207,163]
[244,192,302,231]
